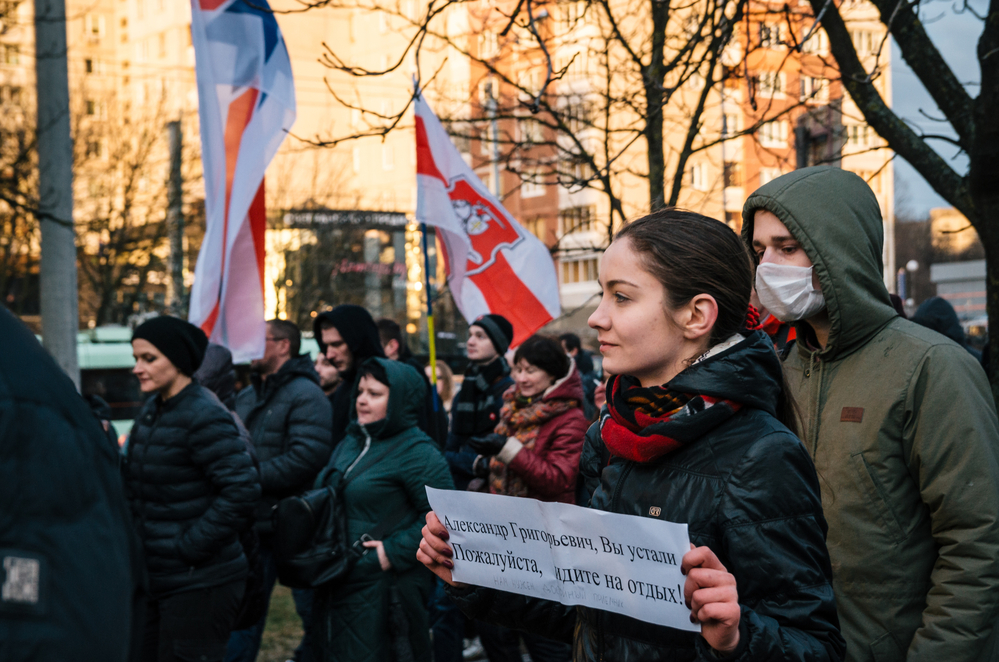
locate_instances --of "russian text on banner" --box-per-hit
[426,487,698,631]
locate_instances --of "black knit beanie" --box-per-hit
[471,314,514,356]
[132,316,209,376]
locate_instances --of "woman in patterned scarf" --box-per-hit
[466,334,588,661]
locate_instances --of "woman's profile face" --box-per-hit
[512,359,555,399]
[132,338,182,394]
[588,238,687,387]
[356,374,390,425]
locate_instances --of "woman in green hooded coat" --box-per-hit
[313,357,454,662]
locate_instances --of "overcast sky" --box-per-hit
[890,0,985,219]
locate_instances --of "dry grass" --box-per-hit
[258,585,305,662]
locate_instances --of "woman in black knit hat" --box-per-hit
[127,316,261,662]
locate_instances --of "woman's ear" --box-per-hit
[682,294,719,341]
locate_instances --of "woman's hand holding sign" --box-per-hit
[682,545,741,656]
[417,511,467,588]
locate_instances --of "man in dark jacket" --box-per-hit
[0,307,137,662]
[911,296,983,361]
[744,166,999,661]
[559,332,599,419]
[226,320,333,662]
[378,316,448,446]
[432,314,515,662]
[314,304,386,446]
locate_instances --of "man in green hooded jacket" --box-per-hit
[742,166,999,662]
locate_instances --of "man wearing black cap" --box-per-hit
[227,320,333,662]
[431,314,514,662]
[313,305,387,447]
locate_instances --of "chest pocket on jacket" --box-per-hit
[850,452,906,544]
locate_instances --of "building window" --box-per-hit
[561,0,586,31]
[722,112,741,137]
[480,126,494,156]
[723,161,742,187]
[690,162,710,192]
[563,98,591,133]
[85,14,106,38]
[846,123,872,147]
[559,155,593,184]
[759,120,789,148]
[559,206,598,235]
[756,71,785,98]
[382,144,394,170]
[525,217,547,241]
[3,44,19,65]
[801,28,828,54]
[851,29,877,56]
[158,32,167,58]
[478,31,499,59]
[800,76,829,103]
[759,22,784,49]
[518,117,544,145]
[521,169,546,198]
[759,167,782,186]
[561,257,599,284]
[352,146,361,173]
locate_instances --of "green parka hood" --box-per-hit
[741,165,897,362]
[349,357,428,439]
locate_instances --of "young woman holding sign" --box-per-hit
[417,209,844,661]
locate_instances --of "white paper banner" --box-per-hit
[426,487,698,631]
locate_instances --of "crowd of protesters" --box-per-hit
[3,165,999,662]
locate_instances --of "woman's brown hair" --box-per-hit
[614,207,800,435]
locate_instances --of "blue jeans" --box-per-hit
[429,578,465,662]
[224,543,314,662]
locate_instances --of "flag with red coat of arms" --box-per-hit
[187,0,296,363]
[415,93,561,347]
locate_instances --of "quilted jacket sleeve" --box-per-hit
[257,381,334,497]
[709,429,844,662]
[903,344,999,661]
[382,441,455,573]
[505,409,588,500]
[176,404,261,564]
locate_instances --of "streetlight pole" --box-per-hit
[34,0,79,387]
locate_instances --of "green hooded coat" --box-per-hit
[742,166,999,662]
[312,358,454,662]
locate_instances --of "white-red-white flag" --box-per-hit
[415,93,560,346]
[187,0,296,363]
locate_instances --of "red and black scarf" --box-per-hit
[601,375,741,463]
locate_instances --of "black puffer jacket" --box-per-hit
[235,354,333,532]
[125,382,260,598]
[449,331,844,662]
[0,307,137,662]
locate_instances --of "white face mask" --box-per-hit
[755,262,826,322]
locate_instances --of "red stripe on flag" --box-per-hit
[248,178,266,295]
[200,302,220,338]
[415,116,446,183]
[199,0,228,9]
[202,87,258,339]
[468,251,553,347]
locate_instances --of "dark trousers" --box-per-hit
[477,620,572,662]
[429,578,465,662]
[224,543,314,662]
[141,579,245,662]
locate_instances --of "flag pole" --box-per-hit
[421,223,440,413]
[413,78,440,415]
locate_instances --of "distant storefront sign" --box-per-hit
[282,209,408,229]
